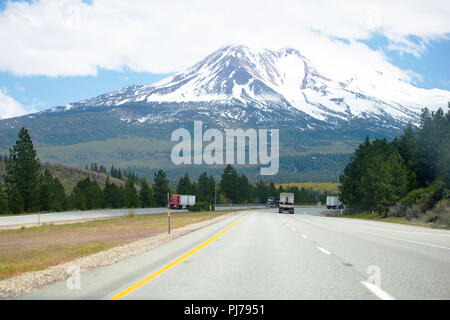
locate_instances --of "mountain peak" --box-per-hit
[62,45,449,127]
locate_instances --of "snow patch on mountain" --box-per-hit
[65,45,449,127]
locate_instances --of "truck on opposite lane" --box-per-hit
[169,194,196,209]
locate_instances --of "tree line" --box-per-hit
[0,128,325,214]
[340,105,449,225]
[86,162,140,183]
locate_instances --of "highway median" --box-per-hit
[0,209,241,299]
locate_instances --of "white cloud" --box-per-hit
[0,0,449,84]
[0,88,36,119]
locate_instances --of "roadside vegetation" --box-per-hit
[0,209,232,280]
[339,211,450,229]
[340,105,450,227]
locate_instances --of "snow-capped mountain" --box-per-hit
[1,44,448,176]
[62,44,449,128]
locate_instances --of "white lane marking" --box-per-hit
[323,218,450,237]
[317,246,331,255]
[350,229,450,251]
[302,218,450,251]
[301,234,308,239]
[291,227,296,232]
[357,225,450,237]
[361,281,395,300]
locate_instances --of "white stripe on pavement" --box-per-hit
[317,246,331,254]
[361,281,395,300]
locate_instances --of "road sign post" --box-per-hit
[168,192,170,234]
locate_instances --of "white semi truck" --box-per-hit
[278,192,294,214]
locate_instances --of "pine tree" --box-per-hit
[220,165,239,203]
[69,177,103,210]
[5,127,40,212]
[139,179,153,208]
[238,174,250,203]
[39,169,53,212]
[153,170,169,207]
[375,151,409,215]
[103,178,124,208]
[177,174,193,194]
[51,176,67,212]
[197,172,215,203]
[8,187,24,214]
[124,179,139,208]
[255,179,268,203]
[0,184,9,214]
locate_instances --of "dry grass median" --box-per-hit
[0,210,230,281]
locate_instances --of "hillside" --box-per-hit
[0,161,126,193]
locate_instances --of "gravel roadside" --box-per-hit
[0,210,240,299]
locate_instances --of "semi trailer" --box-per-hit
[278,192,294,214]
[326,196,342,209]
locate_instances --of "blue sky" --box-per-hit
[0,69,169,109]
[0,0,449,118]
[361,34,450,90]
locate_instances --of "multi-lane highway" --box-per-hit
[22,207,450,300]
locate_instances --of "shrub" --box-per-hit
[400,188,426,208]
[424,199,450,227]
[396,183,448,221]
[125,209,136,218]
[188,202,213,212]
[388,203,406,217]
[405,204,421,220]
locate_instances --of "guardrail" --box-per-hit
[215,204,266,210]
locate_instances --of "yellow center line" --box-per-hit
[109,211,252,300]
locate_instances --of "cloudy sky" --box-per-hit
[0,0,449,119]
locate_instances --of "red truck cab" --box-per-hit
[169,194,180,209]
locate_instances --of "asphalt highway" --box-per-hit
[22,207,450,299]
